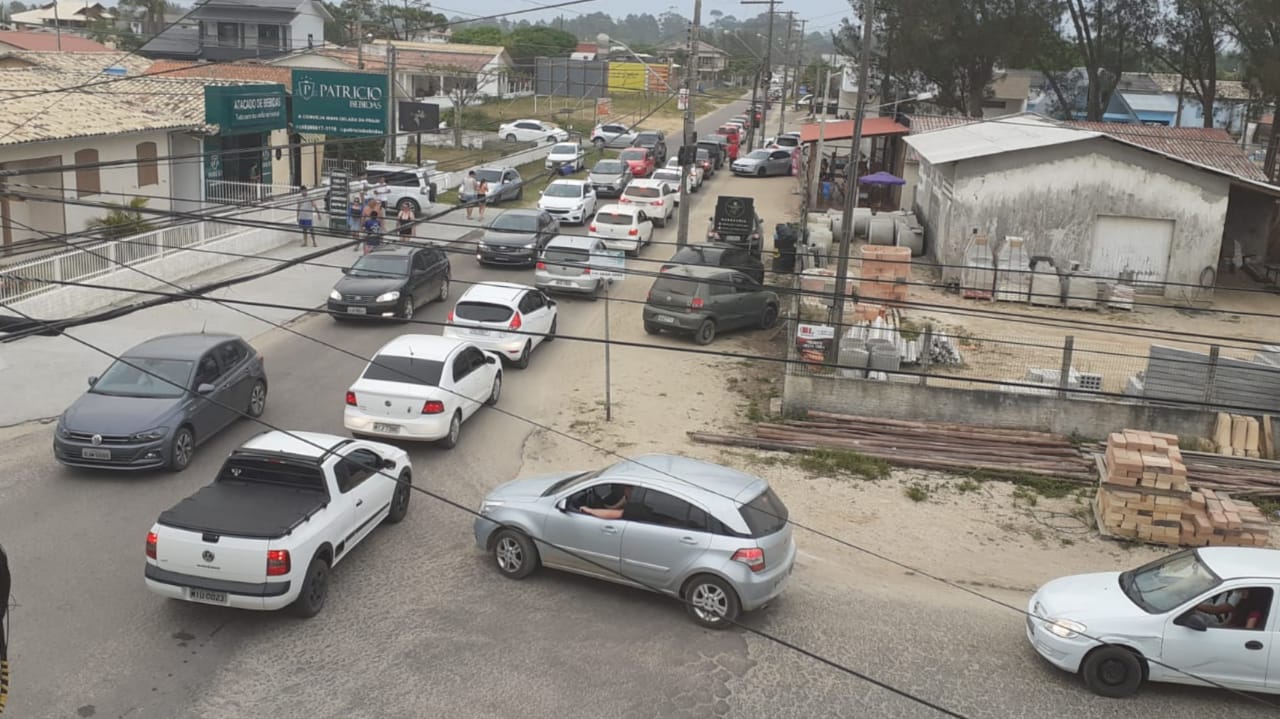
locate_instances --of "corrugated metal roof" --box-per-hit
[1119,91,1179,114]
[903,114,1100,165]
[1065,121,1267,181]
[797,116,909,143]
[1148,72,1252,101]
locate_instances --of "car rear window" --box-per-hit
[595,211,633,225]
[626,186,660,198]
[454,301,514,323]
[651,275,698,296]
[619,149,647,161]
[738,487,789,537]
[544,247,589,264]
[362,354,444,386]
[218,456,326,492]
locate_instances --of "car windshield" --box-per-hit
[593,160,623,174]
[544,247,589,264]
[545,468,606,495]
[454,301,514,323]
[669,248,715,266]
[489,213,538,232]
[544,183,583,198]
[652,172,680,183]
[697,149,710,160]
[551,144,579,155]
[626,186,660,198]
[475,169,504,183]
[349,255,409,277]
[361,354,444,386]
[619,149,647,162]
[595,211,633,225]
[635,133,659,144]
[1120,549,1223,614]
[91,357,194,398]
[651,275,697,296]
[745,150,771,160]
[739,487,789,537]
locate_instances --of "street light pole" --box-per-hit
[826,0,874,362]
[676,0,702,249]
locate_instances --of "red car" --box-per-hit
[715,125,741,161]
[618,147,655,178]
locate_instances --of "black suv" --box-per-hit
[328,244,451,321]
[631,131,668,165]
[696,138,727,170]
[643,266,779,345]
[661,243,765,284]
[706,213,765,258]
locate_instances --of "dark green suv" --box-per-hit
[643,266,780,345]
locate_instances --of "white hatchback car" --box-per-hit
[1027,546,1280,698]
[588,204,654,255]
[498,119,568,144]
[664,157,703,190]
[544,142,586,173]
[344,335,501,449]
[443,282,558,369]
[537,179,597,224]
[619,178,677,227]
[650,169,691,200]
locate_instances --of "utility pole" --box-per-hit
[826,0,874,362]
[356,17,365,69]
[776,12,794,136]
[741,0,781,152]
[675,0,702,249]
[782,17,805,135]
[386,44,398,162]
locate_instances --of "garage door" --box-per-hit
[1090,215,1174,289]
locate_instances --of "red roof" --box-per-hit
[798,116,910,143]
[144,60,292,85]
[574,43,597,54]
[0,31,112,52]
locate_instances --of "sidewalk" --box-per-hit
[0,219,480,427]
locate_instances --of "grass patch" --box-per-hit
[794,448,891,480]
[744,399,765,423]
[1011,486,1039,507]
[904,483,930,502]
[967,469,1079,499]
[955,478,981,493]
[897,316,924,342]
[1254,497,1280,518]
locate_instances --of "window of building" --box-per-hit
[74,148,99,197]
[136,141,158,187]
[217,22,241,47]
[257,24,281,49]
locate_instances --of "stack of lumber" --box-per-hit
[1181,452,1280,498]
[859,246,911,305]
[1096,430,1271,547]
[688,411,1095,482]
[1212,412,1274,459]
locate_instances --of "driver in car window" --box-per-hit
[581,485,632,519]
[1196,589,1254,628]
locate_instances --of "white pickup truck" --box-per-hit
[144,430,412,617]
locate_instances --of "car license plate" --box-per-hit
[347,306,367,315]
[187,588,228,605]
[81,447,111,459]
[470,328,494,337]
[553,280,575,287]
[656,315,676,324]
[373,423,400,434]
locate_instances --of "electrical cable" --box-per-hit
[0,541,7,715]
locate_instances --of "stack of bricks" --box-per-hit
[858,246,911,305]
[850,302,886,322]
[1096,429,1271,548]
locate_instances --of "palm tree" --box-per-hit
[89,197,154,240]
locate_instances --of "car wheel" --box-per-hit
[505,133,517,142]
[545,315,557,342]
[384,471,411,524]
[513,341,531,369]
[290,554,329,618]
[1081,646,1145,698]
[492,529,539,579]
[246,380,267,418]
[593,137,605,148]
[167,426,195,472]
[398,198,420,215]
[644,321,662,335]
[759,304,779,329]
[399,295,415,321]
[756,167,766,177]
[437,411,462,449]
[515,185,524,201]
[438,275,450,302]
[684,574,741,629]
[694,318,716,345]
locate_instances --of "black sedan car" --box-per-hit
[660,243,766,284]
[327,244,451,321]
[53,333,268,472]
[476,209,560,266]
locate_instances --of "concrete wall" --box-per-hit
[1223,185,1277,263]
[918,138,1231,299]
[783,373,1218,441]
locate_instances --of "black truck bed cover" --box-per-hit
[158,479,328,540]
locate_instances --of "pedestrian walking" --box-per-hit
[362,199,384,254]
[396,202,415,241]
[348,193,364,250]
[296,186,320,247]
[475,177,489,220]
[461,170,478,220]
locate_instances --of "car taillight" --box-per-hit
[732,547,765,572]
[146,531,157,559]
[620,197,630,203]
[422,400,446,414]
[509,313,522,330]
[345,390,357,406]
[589,224,597,232]
[266,549,291,576]
[655,199,663,206]
[628,227,638,236]
[536,261,547,270]
[690,297,704,309]
[583,266,592,275]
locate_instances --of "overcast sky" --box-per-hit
[436,0,852,35]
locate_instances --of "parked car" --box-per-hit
[643,265,779,345]
[499,119,568,143]
[143,430,411,617]
[651,168,693,199]
[544,142,586,173]
[707,212,766,258]
[715,125,742,160]
[665,157,703,190]
[764,134,802,150]
[54,333,267,472]
[473,453,797,628]
[344,334,501,448]
[588,203,654,255]
[327,244,451,321]
[661,243,765,284]
[732,148,794,177]
[537,179,597,225]
[1027,547,1280,698]
[351,163,438,215]
[590,122,638,148]
[619,178,678,227]
[472,166,524,204]
[587,158,634,198]
[443,282,558,369]
[630,130,668,165]
[477,209,560,266]
[695,147,716,177]
[696,138,727,169]
[618,147,656,178]
[534,235,611,298]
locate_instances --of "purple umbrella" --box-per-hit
[858,171,906,185]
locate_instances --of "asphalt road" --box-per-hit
[1,101,1277,718]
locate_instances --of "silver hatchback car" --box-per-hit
[474,454,797,628]
[534,235,610,298]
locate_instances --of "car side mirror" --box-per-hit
[341,267,350,275]
[555,497,568,512]
[196,383,215,395]
[1176,613,1209,632]
[485,355,497,365]
[381,457,396,469]
[87,375,97,387]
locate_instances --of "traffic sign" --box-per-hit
[677,88,689,110]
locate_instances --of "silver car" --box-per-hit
[473,454,797,628]
[587,158,633,198]
[534,235,610,298]
[732,148,795,177]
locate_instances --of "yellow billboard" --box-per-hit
[607,62,647,93]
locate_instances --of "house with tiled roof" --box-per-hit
[139,0,330,62]
[901,112,1280,297]
[8,1,111,30]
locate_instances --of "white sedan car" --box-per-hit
[443,282,558,369]
[663,157,703,190]
[498,119,569,144]
[588,203,654,255]
[537,179,597,225]
[619,179,677,227]
[1027,546,1280,698]
[544,142,586,173]
[344,335,501,449]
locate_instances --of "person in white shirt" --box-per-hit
[460,171,478,220]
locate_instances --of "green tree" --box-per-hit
[451,25,504,45]
[503,26,578,69]
[1221,0,1280,179]
[378,0,445,41]
[90,198,154,240]
[1147,0,1227,128]
[1060,0,1159,120]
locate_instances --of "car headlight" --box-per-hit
[329,289,342,301]
[522,243,536,250]
[1045,618,1087,639]
[376,290,401,303]
[56,419,70,437]
[479,499,504,515]
[130,426,168,442]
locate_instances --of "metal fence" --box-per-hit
[206,181,301,207]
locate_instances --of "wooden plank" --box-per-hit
[1265,415,1275,461]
